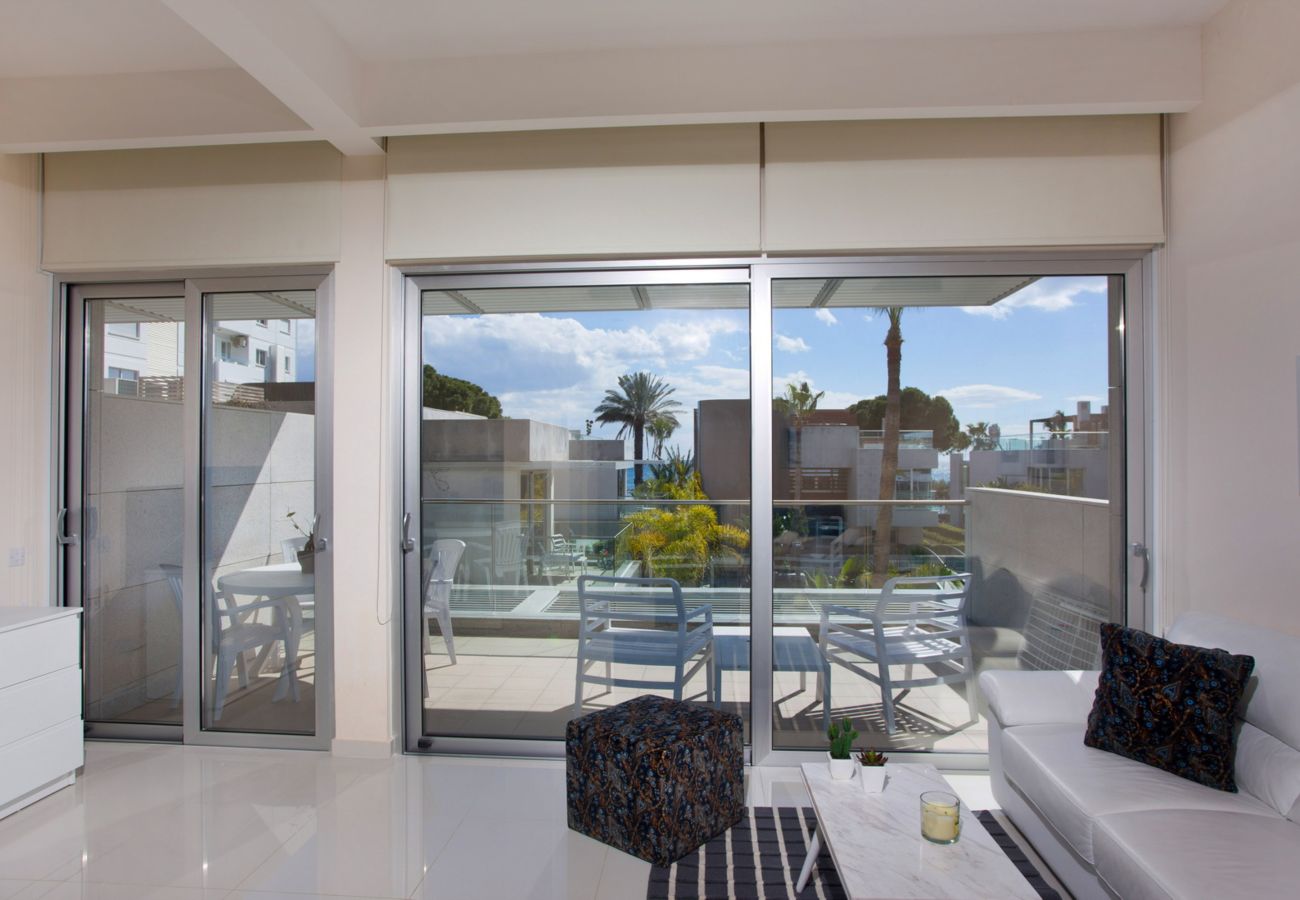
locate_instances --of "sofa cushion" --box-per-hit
[1092,810,1300,900]
[1085,623,1254,791]
[979,669,1098,728]
[1002,723,1276,864]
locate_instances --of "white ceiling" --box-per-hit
[313,0,1231,60]
[0,0,1229,155]
[0,0,233,77]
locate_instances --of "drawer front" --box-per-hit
[0,615,80,691]
[0,718,83,811]
[0,667,82,749]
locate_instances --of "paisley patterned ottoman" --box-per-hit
[566,694,744,865]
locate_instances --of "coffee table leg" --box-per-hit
[795,824,820,892]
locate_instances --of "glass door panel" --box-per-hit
[79,293,187,730]
[769,274,1125,753]
[201,290,318,735]
[413,278,752,743]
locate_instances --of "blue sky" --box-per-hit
[423,276,1110,460]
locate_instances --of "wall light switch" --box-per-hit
[7,547,25,567]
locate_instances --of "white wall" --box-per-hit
[42,143,343,270]
[330,154,398,755]
[0,154,51,607]
[1162,0,1300,634]
[387,125,760,260]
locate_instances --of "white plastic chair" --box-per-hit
[818,573,976,734]
[475,524,525,586]
[423,538,466,664]
[573,574,716,714]
[542,532,584,577]
[166,563,296,721]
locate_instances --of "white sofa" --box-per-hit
[982,613,1300,900]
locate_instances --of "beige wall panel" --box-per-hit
[43,143,342,270]
[0,153,52,607]
[765,116,1164,251]
[386,125,760,261]
[1163,0,1300,636]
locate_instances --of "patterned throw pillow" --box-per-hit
[1085,623,1255,792]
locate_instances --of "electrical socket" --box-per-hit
[8,547,25,567]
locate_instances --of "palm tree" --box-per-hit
[647,417,676,459]
[966,421,1000,451]
[871,308,904,588]
[775,380,824,502]
[593,372,683,487]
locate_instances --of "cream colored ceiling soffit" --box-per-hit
[0,0,1209,155]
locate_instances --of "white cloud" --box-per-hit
[814,308,838,326]
[938,383,1043,408]
[775,333,811,353]
[961,277,1106,320]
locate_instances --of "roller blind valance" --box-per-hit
[763,115,1164,252]
[42,143,343,271]
[385,125,762,261]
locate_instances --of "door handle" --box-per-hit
[1130,542,1149,592]
[56,508,79,546]
[401,512,416,553]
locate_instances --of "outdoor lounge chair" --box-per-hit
[573,574,716,714]
[818,573,976,734]
[423,538,466,664]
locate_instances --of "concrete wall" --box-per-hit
[1162,0,1300,635]
[84,395,314,718]
[0,154,50,608]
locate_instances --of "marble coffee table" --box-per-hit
[796,762,1041,899]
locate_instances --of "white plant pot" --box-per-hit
[827,754,856,781]
[859,765,887,793]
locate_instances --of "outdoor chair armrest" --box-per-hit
[684,604,713,622]
[819,604,878,623]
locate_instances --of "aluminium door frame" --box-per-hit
[58,273,335,751]
[400,251,1152,765]
[64,281,187,742]
[186,274,335,751]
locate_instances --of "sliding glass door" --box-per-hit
[760,270,1133,756]
[405,271,753,749]
[64,277,333,748]
[404,258,1146,762]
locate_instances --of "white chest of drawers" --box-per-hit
[0,607,84,820]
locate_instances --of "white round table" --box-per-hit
[216,562,315,703]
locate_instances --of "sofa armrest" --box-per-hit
[979,669,1100,728]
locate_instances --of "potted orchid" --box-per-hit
[826,718,858,780]
[287,510,316,574]
[856,747,889,793]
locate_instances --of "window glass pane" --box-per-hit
[771,275,1120,753]
[202,290,316,734]
[83,296,185,726]
[419,282,751,742]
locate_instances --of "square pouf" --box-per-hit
[566,695,744,866]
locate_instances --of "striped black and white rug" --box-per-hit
[645,808,1061,900]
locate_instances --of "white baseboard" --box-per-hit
[330,737,396,759]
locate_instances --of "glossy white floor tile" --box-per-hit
[0,744,1014,900]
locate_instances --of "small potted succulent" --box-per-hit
[856,747,889,793]
[287,510,316,574]
[826,718,858,780]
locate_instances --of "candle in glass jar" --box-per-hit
[920,791,961,844]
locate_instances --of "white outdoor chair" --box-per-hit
[475,524,525,586]
[160,564,186,708]
[818,573,976,734]
[541,532,584,577]
[573,574,716,715]
[423,538,466,665]
[178,565,297,721]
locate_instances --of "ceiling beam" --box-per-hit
[161,0,382,157]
